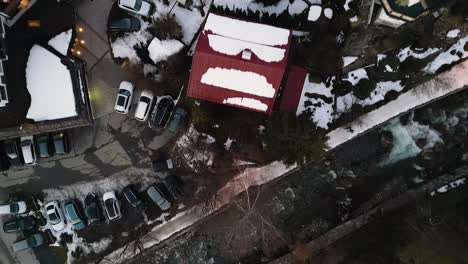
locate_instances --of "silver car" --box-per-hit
[118,0,154,17]
[147,185,171,211]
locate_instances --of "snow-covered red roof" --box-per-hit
[188,13,292,113]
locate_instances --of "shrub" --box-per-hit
[264,112,328,165]
[450,0,468,17]
[353,79,376,100]
[148,14,182,40]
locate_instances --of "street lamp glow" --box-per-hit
[80,40,85,45]
[78,27,84,32]
[76,50,81,56]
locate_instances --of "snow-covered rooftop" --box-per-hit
[207,34,286,63]
[204,13,290,47]
[223,97,268,112]
[201,67,276,98]
[25,45,77,121]
[47,29,72,56]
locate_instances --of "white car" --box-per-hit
[115,81,134,114]
[118,0,154,17]
[20,136,36,165]
[134,89,154,121]
[103,192,122,222]
[45,201,65,231]
[0,201,27,215]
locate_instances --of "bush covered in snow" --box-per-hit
[265,112,328,165]
[253,0,282,7]
[149,14,183,40]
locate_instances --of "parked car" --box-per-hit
[118,0,155,17]
[36,134,52,158]
[164,175,184,201]
[134,89,154,122]
[3,139,22,166]
[12,233,44,252]
[20,136,36,165]
[167,107,187,133]
[109,17,141,32]
[52,132,69,155]
[115,81,134,114]
[0,201,27,215]
[149,97,174,129]
[3,216,35,233]
[64,200,86,231]
[84,194,101,225]
[103,192,122,221]
[45,201,65,231]
[152,158,174,172]
[122,186,143,208]
[146,185,171,211]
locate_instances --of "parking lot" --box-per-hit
[0,0,184,262]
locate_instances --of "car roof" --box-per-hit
[134,101,149,119]
[119,81,134,92]
[21,143,34,163]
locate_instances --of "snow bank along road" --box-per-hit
[102,59,468,263]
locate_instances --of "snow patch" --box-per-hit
[224,137,234,150]
[223,97,269,112]
[308,5,322,21]
[148,37,184,63]
[343,68,368,85]
[343,56,358,67]
[423,35,468,74]
[324,8,333,19]
[214,0,308,17]
[25,45,77,121]
[397,46,441,62]
[204,13,290,46]
[447,29,460,38]
[207,34,286,63]
[201,68,275,98]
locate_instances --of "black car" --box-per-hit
[152,158,174,172]
[167,107,187,133]
[149,97,174,129]
[84,194,101,225]
[51,132,69,155]
[122,186,143,208]
[3,139,22,166]
[36,135,52,158]
[164,175,184,201]
[3,216,35,233]
[109,17,141,32]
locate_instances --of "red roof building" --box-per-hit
[187,13,292,113]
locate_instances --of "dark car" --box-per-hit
[3,139,22,166]
[64,200,86,231]
[122,186,143,208]
[36,135,52,158]
[109,17,141,32]
[3,216,35,233]
[164,175,184,201]
[12,233,44,252]
[51,132,69,155]
[152,158,174,172]
[167,107,187,133]
[149,97,174,129]
[84,194,101,225]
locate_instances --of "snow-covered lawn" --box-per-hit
[148,37,184,63]
[25,44,77,121]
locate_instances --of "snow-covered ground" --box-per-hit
[214,0,308,17]
[423,35,468,74]
[25,45,77,121]
[174,125,216,170]
[327,58,468,149]
[148,37,184,63]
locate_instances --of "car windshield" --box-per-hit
[117,95,126,107]
[20,140,31,147]
[5,143,17,157]
[66,205,78,219]
[105,200,116,217]
[140,96,151,104]
[119,89,131,96]
[54,140,65,153]
[134,0,142,10]
[48,211,59,223]
[9,204,19,213]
